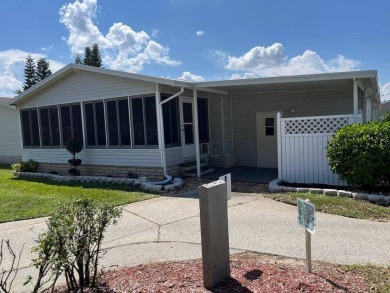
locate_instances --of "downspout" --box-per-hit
[159,87,185,177]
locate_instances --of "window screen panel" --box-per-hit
[144,96,158,146]
[50,107,60,146]
[85,103,96,146]
[118,99,130,146]
[95,102,106,146]
[40,108,51,146]
[21,110,31,147]
[107,100,119,146]
[30,109,40,146]
[132,98,145,145]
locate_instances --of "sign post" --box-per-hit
[198,180,230,289]
[297,198,316,273]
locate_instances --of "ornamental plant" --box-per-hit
[29,199,121,292]
[11,159,38,172]
[66,138,83,176]
[327,120,390,188]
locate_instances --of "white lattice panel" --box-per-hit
[284,116,351,135]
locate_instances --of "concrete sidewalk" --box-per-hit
[1,193,389,292]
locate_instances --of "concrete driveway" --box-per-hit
[1,192,389,292]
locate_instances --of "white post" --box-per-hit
[155,84,167,176]
[277,112,282,179]
[80,102,86,148]
[353,79,358,123]
[193,89,201,178]
[305,230,312,273]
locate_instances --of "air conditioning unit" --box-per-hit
[200,143,209,155]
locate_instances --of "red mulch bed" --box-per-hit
[79,253,381,292]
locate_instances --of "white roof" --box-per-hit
[11,63,380,105]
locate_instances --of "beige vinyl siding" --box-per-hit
[208,93,223,155]
[165,147,183,166]
[22,148,162,167]
[232,89,353,167]
[0,105,22,163]
[17,70,156,109]
[222,94,233,154]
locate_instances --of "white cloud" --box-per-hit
[381,82,390,102]
[207,49,228,66]
[196,31,205,37]
[41,45,54,52]
[226,43,360,77]
[178,71,205,82]
[0,49,65,97]
[59,0,180,72]
[227,43,286,70]
[151,29,159,38]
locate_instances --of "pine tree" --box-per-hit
[83,46,92,66]
[74,53,82,64]
[36,58,52,82]
[90,43,103,67]
[22,54,37,91]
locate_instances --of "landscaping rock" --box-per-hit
[282,187,296,192]
[323,189,337,196]
[309,188,323,194]
[368,194,384,203]
[337,190,352,198]
[164,184,176,191]
[296,188,310,193]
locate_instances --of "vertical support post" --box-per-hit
[103,99,108,149]
[198,180,230,289]
[277,112,282,179]
[80,102,86,148]
[155,84,167,176]
[193,89,201,178]
[305,230,312,273]
[353,78,358,123]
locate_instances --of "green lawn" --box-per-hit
[0,164,155,223]
[264,192,390,221]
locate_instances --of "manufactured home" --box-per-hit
[11,64,380,184]
[0,98,22,164]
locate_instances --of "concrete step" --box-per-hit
[186,167,215,177]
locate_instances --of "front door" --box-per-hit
[256,112,278,168]
[180,97,196,159]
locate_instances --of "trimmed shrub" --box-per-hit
[66,138,83,176]
[379,111,390,122]
[30,199,121,292]
[327,121,390,188]
[11,159,38,172]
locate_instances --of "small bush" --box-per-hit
[66,138,83,176]
[327,121,390,188]
[11,159,38,172]
[379,111,390,122]
[68,159,82,166]
[30,199,121,292]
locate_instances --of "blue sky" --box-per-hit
[1,0,389,101]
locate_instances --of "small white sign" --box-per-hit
[297,198,316,235]
[219,173,232,201]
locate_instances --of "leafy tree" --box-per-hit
[90,43,103,67]
[36,58,52,82]
[74,53,82,64]
[22,54,37,91]
[83,46,92,66]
